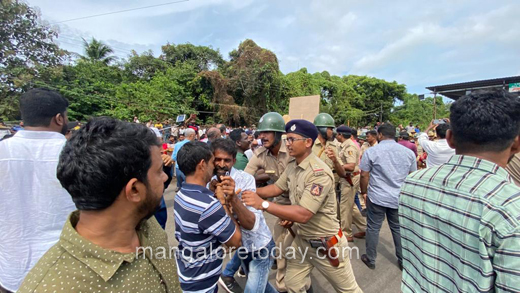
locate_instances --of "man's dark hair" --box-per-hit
[211,138,237,159]
[177,141,213,176]
[219,125,226,135]
[450,90,520,152]
[377,124,396,138]
[435,123,450,139]
[229,129,244,143]
[254,132,260,139]
[57,117,160,210]
[367,130,377,137]
[399,131,410,140]
[20,88,69,127]
[351,128,358,139]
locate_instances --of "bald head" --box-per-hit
[207,127,221,142]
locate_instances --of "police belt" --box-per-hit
[308,229,343,267]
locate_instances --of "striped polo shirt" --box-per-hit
[174,183,236,293]
[399,155,520,292]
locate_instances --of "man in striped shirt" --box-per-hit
[399,90,520,292]
[174,141,242,293]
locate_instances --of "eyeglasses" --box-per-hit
[285,137,308,145]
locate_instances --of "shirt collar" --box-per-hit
[14,130,66,140]
[296,153,314,170]
[378,139,395,144]
[181,182,214,195]
[59,211,156,282]
[446,155,512,182]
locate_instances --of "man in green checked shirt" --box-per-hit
[399,90,520,292]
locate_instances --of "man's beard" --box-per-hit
[214,166,230,179]
[61,123,68,135]
[138,185,163,222]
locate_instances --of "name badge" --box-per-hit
[265,170,276,174]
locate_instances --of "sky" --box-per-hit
[28,0,520,95]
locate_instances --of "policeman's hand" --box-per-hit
[362,193,367,204]
[214,185,227,205]
[280,220,293,228]
[325,148,336,162]
[161,154,174,167]
[209,179,219,192]
[241,190,263,210]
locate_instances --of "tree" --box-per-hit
[0,0,65,119]
[123,50,169,81]
[81,38,116,65]
[223,39,285,124]
[161,43,224,72]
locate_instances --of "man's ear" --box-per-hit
[124,178,145,203]
[196,159,206,172]
[446,129,456,149]
[54,113,65,126]
[306,138,313,148]
[509,135,520,156]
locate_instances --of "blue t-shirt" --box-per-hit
[172,139,190,170]
[174,183,236,292]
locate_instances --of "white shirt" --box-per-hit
[209,168,272,252]
[245,149,253,160]
[418,132,456,168]
[0,130,75,291]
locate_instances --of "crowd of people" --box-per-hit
[1,88,519,293]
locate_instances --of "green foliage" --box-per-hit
[161,43,224,71]
[81,38,116,65]
[1,1,448,126]
[0,0,65,119]
[390,94,451,129]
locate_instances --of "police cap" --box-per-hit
[285,119,319,143]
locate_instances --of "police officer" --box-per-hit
[243,120,362,293]
[244,112,311,292]
[312,113,346,185]
[336,126,367,241]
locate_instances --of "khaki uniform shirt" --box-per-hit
[338,139,360,185]
[312,139,343,183]
[506,153,520,187]
[245,142,294,204]
[19,212,181,293]
[275,153,340,239]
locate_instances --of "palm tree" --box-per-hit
[81,38,116,64]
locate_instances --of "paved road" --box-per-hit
[164,184,402,293]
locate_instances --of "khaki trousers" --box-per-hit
[285,235,363,293]
[273,218,311,292]
[339,176,366,237]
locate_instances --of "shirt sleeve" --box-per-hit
[493,226,520,292]
[238,172,261,232]
[172,142,181,160]
[199,201,236,244]
[343,145,358,164]
[418,133,435,154]
[409,152,418,173]
[274,169,289,192]
[298,172,333,214]
[244,153,261,175]
[359,149,372,172]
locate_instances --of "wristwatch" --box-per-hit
[261,200,270,211]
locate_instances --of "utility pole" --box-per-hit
[379,102,383,123]
[433,92,437,120]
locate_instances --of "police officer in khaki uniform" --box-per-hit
[312,113,346,185]
[335,126,367,241]
[243,120,362,293]
[244,112,310,292]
